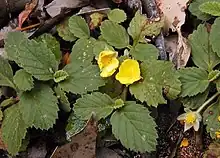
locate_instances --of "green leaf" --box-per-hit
[0,56,16,89]
[203,99,220,139]
[69,16,90,38]
[181,88,209,109]
[0,97,16,108]
[74,92,115,120]
[130,43,159,61]
[36,34,61,61]
[129,60,181,107]
[54,85,71,112]
[59,62,105,94]
[5,32,58,81]
[107,9,127,23]
[208,70,220,81]
[57,18,77,41]
[199,1,220,16]
[100,20,129,48]
[0,110,3,121]
[110,101,157,152]
[114,99,125,109]
[210,17,220,58]
[19,84,59,129]
[53,70,69,83]
[2,105,27,155]
[189,0,212,21]
[127,11,163,44]
[65,113,87,140]
[178,67,209,97]
[70,38,96,66]
[93,41,114,58]
[189,24,220,71]
[13,69,34,91]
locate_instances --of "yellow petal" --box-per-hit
[215,131,220,139]
[100,58,119,77]
[180,138,189,147]
[218,116,220,122]
[116,59,142,85]
[98,50,118,69]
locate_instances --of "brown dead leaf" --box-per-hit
[62,52,70,65]
[112,0,123,4]
[203,143,220,158]
[16,0,38,30]
[89,12,105,30]
[51,116,97,158]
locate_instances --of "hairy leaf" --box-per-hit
[208,70,220,82]
[57,18,77,41]
[199,1,220,16]
[178,67,209,97]
[69,16,90,39]
[19,84,59,129]
[130,60,181,106]
[210,17,220,58]
[130,43,159,61]
[2,105,27,155]
[107,9,127,23]
[100,20,129,48]
[74,92,115,120]
[110,101,157,152]
[5,32,58,80]
[0,57,16,89]
[54,70,69,83]
[189,24,220,71]
[203,99,220,139]
[59,62,105,94]
[13,69,34,91]
[36,33,61,61]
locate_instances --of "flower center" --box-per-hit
[185,112,196,124]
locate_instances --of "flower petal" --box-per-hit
[98,50,118,69]
[177,113,186,121]
[184,123,193,132]
[100,58,119,77]
[193,120,200,131]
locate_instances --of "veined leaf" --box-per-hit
[199,1,220,16]
[59,62,105,94]
[210,17,220,58]
[69,16,90,39]
[36,33,61,61]
[189,24,220,71]
[93,41,114,58]
[130,60,181,107]
[208,70,220,82]
[203,99,220,139]
[5,32,58,81]
[13,69,34,91]
[74,92,115,120]
[57,18,77,42]
[100,20,129,48]
[178,67,209,97]
[19,84,59,130]
[110,101,158,152]
[0,56,16,89]
[130,43,159,61]
[107,9,127,23]
[2,104,27,155]
[53,70,69,83]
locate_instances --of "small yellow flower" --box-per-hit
[218,116,220,122]
[177,110,202,132]
[180,138,189,147]
[115,59,142,85]
[98,50,119,77]
[215,131,220,139]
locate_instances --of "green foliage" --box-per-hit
[93,41,114,58]
[19,84,59,129]
[210,17,220,58]
[36,34,61,61]
[203,99,220,139]
[114,99,125,109]
[100,20,129,48]
[199,1,220,16]
[0,110,3,121]
[130,43,159,61]
[57,18,77,41]
[5,32,58,80]
[69,16,90,39]
[0,57,16,89]
[107,9,127,23]
[208,70,220,81]
[189,24,220,71]
[74,92,115,120]
[13,69,34,91]
[130,60,181,107]
[178,67,209,97]
[53,70,69,83]
[0,97,16,108]
[2,105,27,155]
[110,101,157,152]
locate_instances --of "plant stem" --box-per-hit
[197,92,220,113]
[121,86,128,101]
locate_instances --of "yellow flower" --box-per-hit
[115,59,142,85]
[180,138,189,147]
[215,131,220,139]
[177,110,202,132]
[218,116,220,122]
[98,50,119,77]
